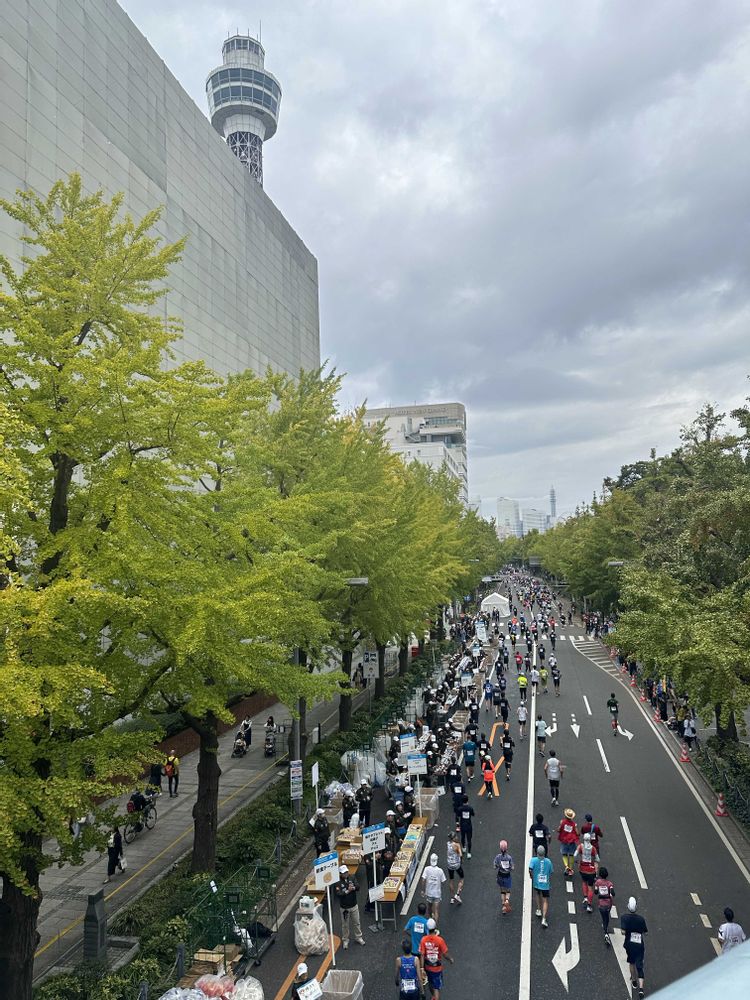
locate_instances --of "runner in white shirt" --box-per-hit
[535,715,547,756]
[517,703,528,740]
[718,907,746,953]
[544,751,563,806]
[421,853,447,921]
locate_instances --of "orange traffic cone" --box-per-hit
[679,742,691,763]
[630,674,637,687]
[653,707,661,723]
[715,792,729,818]
[639,688,648,702]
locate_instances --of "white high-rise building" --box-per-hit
[364,403,468,504]
[521,507,548,534]
[496,498,522,538]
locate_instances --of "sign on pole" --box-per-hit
[290,759,303,801]
[363,650,378,681]
[296,980,323,1000]
[399,734,416,754]
[407,753,428,776]
[314,851,340,968]
[362,821,387,855]
[311,761,320,809]
[461,670,473,687]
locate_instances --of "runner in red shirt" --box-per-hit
[593,866,615,945]
[557,808,579,877]
[580,814,604,855]
[419,920,454,1000]
[573,832,599,911]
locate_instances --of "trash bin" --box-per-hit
[320,969,364,1000]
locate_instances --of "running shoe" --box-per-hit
[604,934,611,946]
[536,909,542,917]
[541,918,548,927]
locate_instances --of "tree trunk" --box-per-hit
[398,639,410,676]
[299,650,309,763]
[436,606,446,642]
[41,453,77,576]
[714,704,739,742]
[339,649,353,731]
[0,840,42,1000]
[190,712,221,873]
[375,641,386,701]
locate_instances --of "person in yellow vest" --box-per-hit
[517,671,528,704]
[165,750,180,797]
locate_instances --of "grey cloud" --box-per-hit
[120,0,750,513]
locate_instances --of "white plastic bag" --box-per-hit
[233,977,264,1000]
[294,907,329,955]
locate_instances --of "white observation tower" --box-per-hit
[206,34,281,185]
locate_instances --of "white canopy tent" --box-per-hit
[480,592,510,617]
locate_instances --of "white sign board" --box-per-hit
[361,822,387,855]
[368,884,385,902]
[311,761,319,788]
[407,753,428,776]
[314,851,341,890]
[461,671,473,687]
[296,980,323,1000]
[399,734,417,754]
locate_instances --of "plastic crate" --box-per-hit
[321,969,364,1000]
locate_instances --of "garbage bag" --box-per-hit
[294,908,329,955]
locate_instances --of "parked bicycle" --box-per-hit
[123,788,158,843]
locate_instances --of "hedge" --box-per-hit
[34,650,445,1000]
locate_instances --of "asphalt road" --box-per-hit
[256,613,750,1000]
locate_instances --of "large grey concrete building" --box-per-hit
[0,0,319,377]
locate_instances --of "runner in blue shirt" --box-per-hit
[528,845,554,927]
[404,902,429,956]
[462,738,477,782]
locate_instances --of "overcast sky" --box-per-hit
[121,0,750,517]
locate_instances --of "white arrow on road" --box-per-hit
[571,724,580,738]
[546,722,558,736]
[552,923,580,991]
[617,725,634,741]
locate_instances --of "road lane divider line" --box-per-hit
[691,892,702,905]
[518,684,537,1000]
[612,929,634,992]
[583,695,592,716]
[567,900,576,915]
[710,937,722,956]
[620,816,648,889]
[571,640,750,886]
[400,835,434,916]
[700,913,712,928]
[596,739,611,773]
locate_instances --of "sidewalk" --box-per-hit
[34,686,372,983]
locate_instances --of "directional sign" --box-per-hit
[407,753,428,776]
[362,822,387,855]
[314,850,341,890]
[552,923,580,991]
[290,759,303,801]
[363,650,378,681]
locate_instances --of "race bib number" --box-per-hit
[534,830,544,838]
[462,810,471,820]
[401,980,417,993]
[630,932,642,944]
[537,872,548,885]
[598,886,610,898]
[501,860,510,871]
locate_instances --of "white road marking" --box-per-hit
[518,685,537,1000]
[700,913,712,928]
[559,635,566,640]
[611,905,618,919]
[572,641,750,886]
[567,900,576,915]
[571,724,580,738]
[583,696,592,716]
[620,816,648,889]
[711,937,722,956]
[551,923,580,992]
[612,929,634,992]
[691,892,702,906]
[566,881,573,894]
[596,738,611,773]
[616,725,634,741]
[578,635,584,641]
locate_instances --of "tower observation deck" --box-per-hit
[206,34,281,185]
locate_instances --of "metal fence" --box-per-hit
[695,744,750,827]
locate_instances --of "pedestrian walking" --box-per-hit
[544,750,562,806]
[621,897,648,998]
[335,865,366,949]
[593,866,615,944]
[165,750,180,797]
[446,829,465,904]
[718,907,746,952]
[240,715,252,746]
[419,920,454,1000]
[528,844,553,927]
[103,825,123,884]
[147,761,163,795]
[422,853,447,921]
[494,839,514,914]
[557,809,578,877]
[395,938,423,999]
